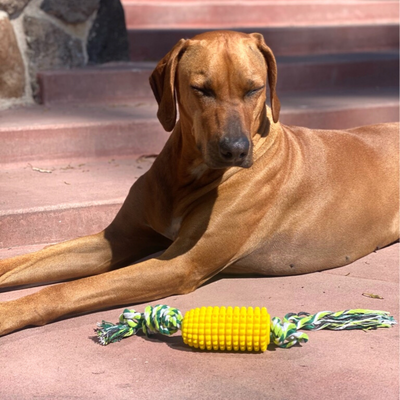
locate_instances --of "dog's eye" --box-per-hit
[191,85,214,98]
[245,86,265,98]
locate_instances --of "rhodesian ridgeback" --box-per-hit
[0,31,398,336]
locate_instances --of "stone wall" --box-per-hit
[0,0,129,109]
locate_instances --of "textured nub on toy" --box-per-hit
[181,306,270,351]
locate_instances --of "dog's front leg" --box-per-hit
[0,231,229,336]
[0,232,115,289]
[0,225,171,290]
[0,174,172,290]
[0,195,253,336]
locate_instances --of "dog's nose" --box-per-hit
[219,136,250,163]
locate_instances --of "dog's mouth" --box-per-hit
[206,158,253,169]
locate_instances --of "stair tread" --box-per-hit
[122,0,400,28]
[39,61,156,75]
[0,101,158,131]
[280,87,399,111]
[0,155,154,214]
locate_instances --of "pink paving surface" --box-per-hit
[0,243,398,399]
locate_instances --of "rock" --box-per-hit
[0,13,25,99]
[23,15,85,69]
[0,0,30,17]
[40,0,100,24]
[87,0,129,64]
[23,15,85,97]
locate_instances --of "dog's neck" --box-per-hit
[251,106,281,162]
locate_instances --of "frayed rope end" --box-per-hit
[96,305,183,346]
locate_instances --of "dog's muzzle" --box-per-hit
[205,135,253,168]
[219,136,250,162]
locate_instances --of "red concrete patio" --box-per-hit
[0,242,398,399]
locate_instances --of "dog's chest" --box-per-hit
[163,217,183,240]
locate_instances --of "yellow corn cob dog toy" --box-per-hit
[182,306,270,351]
[96,305,396,351]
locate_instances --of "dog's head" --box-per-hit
[149,31,280,169]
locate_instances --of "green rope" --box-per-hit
[96,305,183,346]
[96,306,396,348]
[270,309,397,348]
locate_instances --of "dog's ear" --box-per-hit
[250,33,281,123]
[149,39,188,132]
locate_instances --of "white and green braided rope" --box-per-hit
[96,306,396,349]
[271,309,396,348]
[96,305,183,346]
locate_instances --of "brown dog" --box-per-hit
[0,31,398,336]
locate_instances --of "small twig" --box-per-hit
[28,163,53,173]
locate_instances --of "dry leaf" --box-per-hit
[60,164,74,170]
[137,154,158,163]
[362,292,384,300]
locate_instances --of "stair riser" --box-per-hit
[123,2,399,29]
[0,121,168,165]
[277,58,399,92]
[38,59,399,105]
[38,68,153,105]
[128,25,400,61]
[0,204,120,249]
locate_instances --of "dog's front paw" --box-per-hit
[0,302,13,337]
[0,300,28,337]
[0,257,19,288]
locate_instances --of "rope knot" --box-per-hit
[96,305,183,345]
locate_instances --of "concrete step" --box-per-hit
[38,62,155,105]
[2,88,398,165]
[1,87,398,250]
[128,24,400,61]
[0,155,156,249]
[37,53,399,105]
[0,101,165,165]
[279,87,399,129]
[121,0,399,29]
[2,87,398,165]
[0,242,50,260]
[277,52,399,92]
